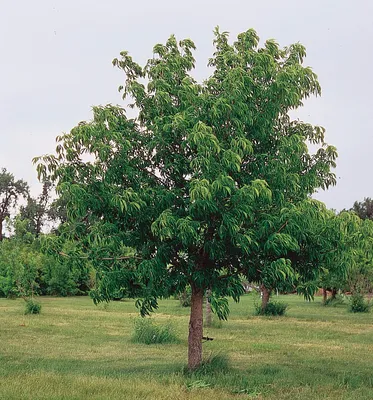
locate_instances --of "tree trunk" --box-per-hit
[322,287,328,304]
[261,285,270,312]
[188,284,204,370]
[0,219,3,241]
[331,288,337,300]
[205,289,212,327]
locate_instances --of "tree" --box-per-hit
[301,209,361,304]
[0,217,94,298]
[35,28,336,369]
[347,217,373,296]
[352,198,373,221]
[0,217,41,298]
[47,194,68,227]
[20,181,52,236]
[0,168,29,241]
[245,200,326,311]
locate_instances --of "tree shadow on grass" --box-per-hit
[0,354,183,379]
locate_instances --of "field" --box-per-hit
[1,294,373,400]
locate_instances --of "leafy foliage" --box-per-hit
[348,293,371,313]
[0,218,94,298]
[24,298,42,315]
[254,300,288,316]
[131,317,179,344]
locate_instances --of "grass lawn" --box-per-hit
[1,294,373,399]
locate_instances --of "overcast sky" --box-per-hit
[1,0,372,210]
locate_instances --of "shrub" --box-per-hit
[24,298,41,315]
[132,318,179,344]
[348,293,370,313]
[255,301,288,316]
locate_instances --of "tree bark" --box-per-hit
[0,219,3,241]
[322,287,328,304]
[205,289,212,327]
[188,284,204,370]
[331,288,337,300]
[261,285,270,312]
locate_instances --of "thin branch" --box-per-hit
[277,220,288,233]
[138,166,168,187]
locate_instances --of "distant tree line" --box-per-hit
[0,168,93,297]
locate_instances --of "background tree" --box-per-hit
[0,168,28,241]
[48,197,68,227]
[352,197,373,221]
[20,181,52,236]
[304,210,361,304]
[0,217,41,298]
[0,218,94,298]
[348,217,373,295]
[35,28,336,369]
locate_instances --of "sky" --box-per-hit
[1,0,372,210]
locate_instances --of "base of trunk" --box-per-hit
[188,284,204,370]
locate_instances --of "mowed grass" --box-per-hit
[1,295,373,399]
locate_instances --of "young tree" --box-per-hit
[297,209,361,304]
[0,168,29,241]
[34,28,336,369]
[347,217,373,296]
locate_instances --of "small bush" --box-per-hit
[255,301,288,316]
[132,318,179,344]
[348,293,370,313]
[24,298,41,315]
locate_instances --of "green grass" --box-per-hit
[1,294,373,399]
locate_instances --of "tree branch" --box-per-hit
[277,220,288,233]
